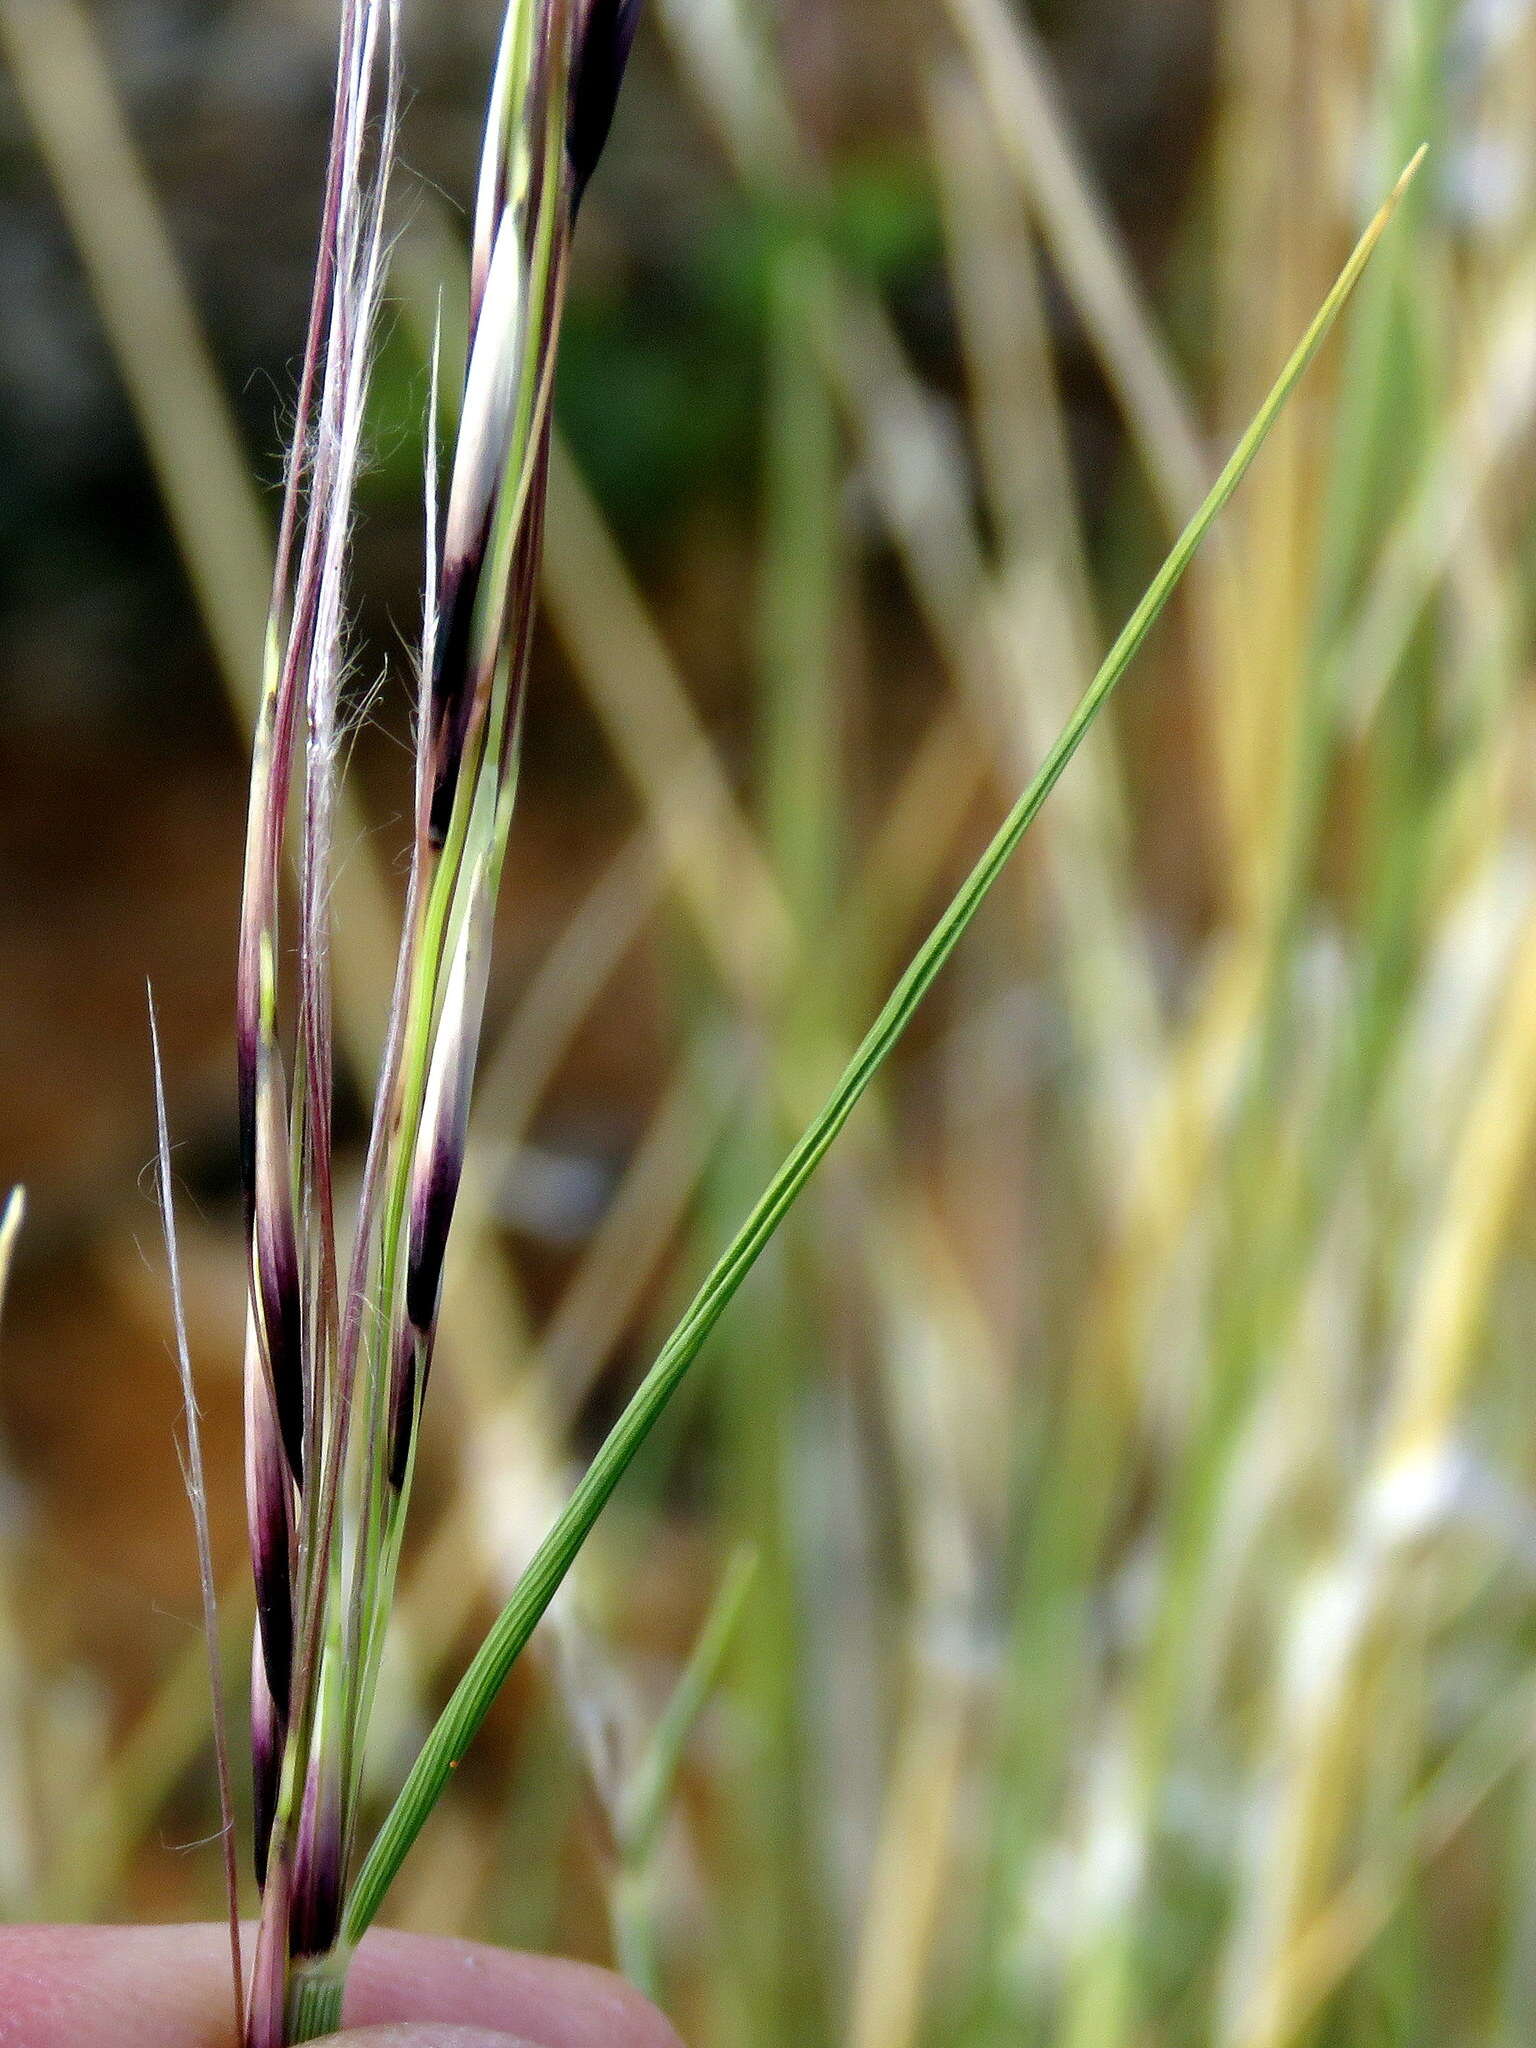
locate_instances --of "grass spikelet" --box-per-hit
[229,2,639,2037]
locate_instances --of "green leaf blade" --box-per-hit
[343,150,1423,1947]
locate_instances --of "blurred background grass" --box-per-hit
[4,1,1536,2044]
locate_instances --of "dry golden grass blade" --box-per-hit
[540,1049,735,1422]
[1215,863,1536,2041]
[474,829,663,1146]
[0,0,270,704]
[542,440,797,998]
[841,698,989,986]
[1230,1674,1536,2048]
[1208,1,1348,909]
[1070,935,1265,1423]
[930,64,1164,1182]
[937,0,1207,528]
[845,1654,972,2048]
[936,0,1259,885]
[1333,234,1536,740]
[655,0,1035,804]
[1383,879,1536,1468]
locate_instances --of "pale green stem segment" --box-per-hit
[614,1548,759,1997]
[343,148,1424,1948]
[286,1955,348,2043]
[621,1547,759,1865]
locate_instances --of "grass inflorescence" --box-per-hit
[224,0,1413,2036]
[232,2,639,2036]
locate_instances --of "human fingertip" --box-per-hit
[317,2029,536,2047]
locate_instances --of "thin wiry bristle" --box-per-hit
[236,0,402,1994]
[148,990,243,2038]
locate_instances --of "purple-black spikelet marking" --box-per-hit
[425,507,496,848]
[289,1755,344,1960]
[404,1127,462,1339]
[250,1631,283,1890]
[254,1035,306,1487]
[404,908,489,1341]
[567,0,642,204]
[245,1342,295,1713]
[392,899,491,1485]
[255,1240,305,1490]
[387,1323,423,1491]
[245,1327,292,1889]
